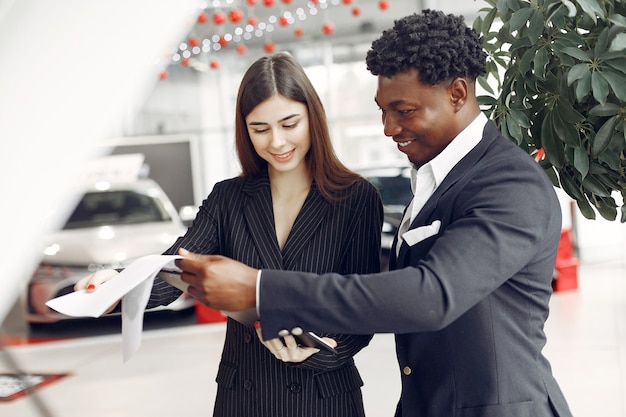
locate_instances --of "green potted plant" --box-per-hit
[474,0,626,221]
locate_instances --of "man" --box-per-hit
[178,10,573,417]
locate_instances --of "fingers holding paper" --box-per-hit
[74,269,120,292]
[176,248,258,311]
[73,269,121,313]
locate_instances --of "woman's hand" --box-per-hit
[73,269,121,313]
[254,321,337,363]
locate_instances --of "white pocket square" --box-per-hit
[402,220,441,246]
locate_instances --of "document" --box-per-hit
[46,254,182,362]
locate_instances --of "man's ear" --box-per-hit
[449,77,468,111]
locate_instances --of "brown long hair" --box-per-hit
[235,52,362,201]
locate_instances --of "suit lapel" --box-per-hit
[395,122,500,266]
[241,176,284,269]
[282,182,329,270]
[241,177,329,270]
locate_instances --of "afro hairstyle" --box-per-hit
[366,9,487,85]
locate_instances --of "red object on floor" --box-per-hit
[552,229,579,292]
[553,257,579,292]
[194,302,227,324]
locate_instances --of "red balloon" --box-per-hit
[248,16,258,26]
[246,0,256,5]
[236,44,247,55]
[378,0,389,10]
[282,0,292,3]
[210,60,219,69]
[351,7,360,16]
[264,41,275,53]
[294,27,304,37]
[213,12,226,25]
[279,15,289,26]
[181,58,190,67]
[218,35,229,47]
[197,12,208,24]
[322,23,334,35]
[159,70,168,80]
[229,9,244,23]
[342,0,352,4]
[263,0,275,6]
[188,37,199,47]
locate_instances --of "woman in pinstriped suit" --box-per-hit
[77,53,382,417]
[161,53,383,417]
[120,53,381,417]
[73,53,381,415]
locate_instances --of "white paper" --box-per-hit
[46,254,182,361]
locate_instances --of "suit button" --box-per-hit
[278,329,290,337]
[403,366,412,376]
[291,327,303,335]
[244,333,252,343]
[243,380,253,390]
[289,383,301,393]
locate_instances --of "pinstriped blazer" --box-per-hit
[148,173,383,417]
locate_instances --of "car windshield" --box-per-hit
[63,190,172,229]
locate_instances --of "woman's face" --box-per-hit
[245,94,311,176]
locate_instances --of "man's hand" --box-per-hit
[176,248,258,311]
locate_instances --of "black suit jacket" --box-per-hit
[148,174,383,417]
[259,121,573,417]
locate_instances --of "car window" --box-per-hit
[367,175,412,207]
[63,190,172,229]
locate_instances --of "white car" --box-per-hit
[27,178,193,323]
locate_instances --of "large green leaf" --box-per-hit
[598,149,622,170]
[594,27,610,56]
[608,13,626,28]
[510,7,533,31]
[582,175,611,196]
[533,47,550,79]
[593,116,619,155]
[575,72,592,101]
[576,198,597,219]
[591,71,610,104]
[478,76,496,95]
[561,0,578,17]
[505,114,524,143]
[596,196,618,221]
[508,108,530,128]
[600,70,626,101]
[561,46,592,61]
[567,63,590,85]
[575,0,606,23]
[553,104,581,147]
[605,58,626,75]
[574,147,590,178]
[589,103,621,117]
[541,112,566,168]
[528,10,545,43]
[608,32,626,52]
[559,169,586,201]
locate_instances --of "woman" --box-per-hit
[79,52,382,417]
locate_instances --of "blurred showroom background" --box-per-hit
[0,1,625,416]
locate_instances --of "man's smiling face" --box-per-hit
[375,68,462,167]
